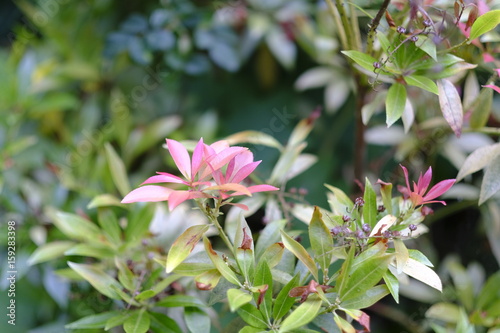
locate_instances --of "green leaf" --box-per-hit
[279,296,322,332]
[480,153,500,204]
[408,249,433,267]
[415,35,437,61]
[239,326,265,333]
[405,75,438,95]
[27,241,75,265]
[104,311,130,331]
[340,254,393,302]
[470,87,493,129]
[383,270,399,303]
[335,245,356,298]
[425,302,461,323]
[255,219,287,259]
[97,208,122,244]
[225,130,283,151]
[378,181,393,215]
[469,10,500,41]
[253,260,273,322]
[64,243,114,259]
[259,243,285,269]
[325,184,354,216]
[185,307,211,333]
[67,262,123,300]
[437,79,463,137]
[166,225,209,273]
[401,258,442,291]
[227,288,253,312]
[65,311,121,329]
[457,143,500,181]
[124,309,150,333]
[48,209,102,242]
[362,178,377,228]
[115,258,136,291]
[174,262,215,276]
[135,290,155,301]
[149,312,183,333]
[333,313,355,333]
[104,142,131,197]
[88,194,125,209]
[340,285,390,310]
[476,271,500,310]
[156,295,207,308]
[237,304,268,329]
[341,50,379,72]
[386,83,407,127]
[125,204,154,241]
[273,274,300,321]
[280,230,318,280]
[309,206,333,273]
[203,236,241,286]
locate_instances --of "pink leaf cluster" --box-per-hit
[397,165,455,207]
[121,138,278,210]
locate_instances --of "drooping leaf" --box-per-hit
[479,154,500,204]
[401,258,442,291]
[394,239,409,274]
[166,225,209,273]
[47,209,102,242]
[195,269,222,290]
[386,83,407,127]
[259,243,285,269]
[333,312,355,333]
[408,249,434,267]
[469,10,500,41]
[437,79,463,137]
[67,262,123,300]
[280,230,318,280]
[64,243,114,259]
[383,270,399,303]
[278,296,322,332]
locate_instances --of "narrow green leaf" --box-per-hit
[476,272,500,310]
[385,271,400,304]
[279,296,322,332]
[227,288,253,312]
[125,204,154,242]
[309,206,333,273]
[239,326,265,333]
[185,307,211,333]
[48,209,102,242]
[124,309,150,333]
[64,243,114,259]
[67,262,123,300]
[333,312,355,333]
[97,208,122,244]
[273,274,300,321]
[237,304,268,329]
[378,181,393,215]
[166,225,209,273]
[335,245,356,297]
[401,258,442,291]
[362,178,377,228]
[341,285,390,310]
[255,219,287,259]
[408,249,433,267]
[195,269,222,290]
[469,10,500,41]
[405,75,438,95]
[253,260,273,322]
[135,290,155,301]
[88,194,124,209]
[65,311,121,329]
[104,312,130,331]
[480,154,500,205]
[28,241,75,265]
[341,50,379,72]
[280,230,318,280]
[104,142,131,197]
[156,295,207,308]
[174,262,215,276]
[325,184,354,215]
[386,83,407,127]
[425,302,461,323]
[470,88,493,129]
[225,130,284,151]
[203,236,241,286]
[115,258,136,291]
[437,79,463,137]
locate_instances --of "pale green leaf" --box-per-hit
[279,296,322,332]
[437,79,463,137]
[425,302,461,323]
[225,130,283,150]
[280,230,318,280]
[480,152,500,204]
[227,289,253,312]
[469,10,500,41]
[341,50,379,72]
[386,83,407,127]
[405,75,438,95]
[124,309,150,333]
[67,262,123,300]
[401,258,442,291]
[28,241,75,265]
[104,142,131,197]
[65,311,121,329]
[470,88,493,129]
[340,285,390,310]
[309,206,333,273]
[166,225,209,273]
[457,143,500,181]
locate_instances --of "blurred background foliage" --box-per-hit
[0,0,499,332]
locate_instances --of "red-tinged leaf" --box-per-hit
[466,6,479,31]
[437,79,463,137]
[121,185,173,203]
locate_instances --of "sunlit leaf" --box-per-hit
[341,50,379,72]
[309,207,333,273]
[280,230,318,280]
[47,209,102,242]
[401,258,442,291]
[457,143,500,181]
[394,239,409,274]
[203,236,241,286]
[28,241,75,265]
[469,10,500,41]
[479,154,500,204]
[67,262,123,300]
[225,130,283,150]
[405,75,438,95]
[104,143,131,197]
[227,289,253,312]
[124,309,150,333]
[166,225,209,273]
[279,296,322,332]
[65,311,121,329]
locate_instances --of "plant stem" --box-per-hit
[325,0,348,50]
[366,0,391,56]
[197,201,235,254]
[333,0,355,50]
[353,79,368,190]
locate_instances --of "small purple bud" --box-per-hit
[377,205,385,212]
[409,224,417,231]
[362,223,371,233]
[382,230,392,238]
[355,197,365,207]
[343,226,352,236]
[355,230,365,239]
[331,226,342,235]
[397,26,406,34]
[342,215,351,222]
[373,61,382,69]
[290,187,297,194]
[298,188,308,196]
[392,231,401,237]
[410,35,419,42]
[423,19,432,27]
